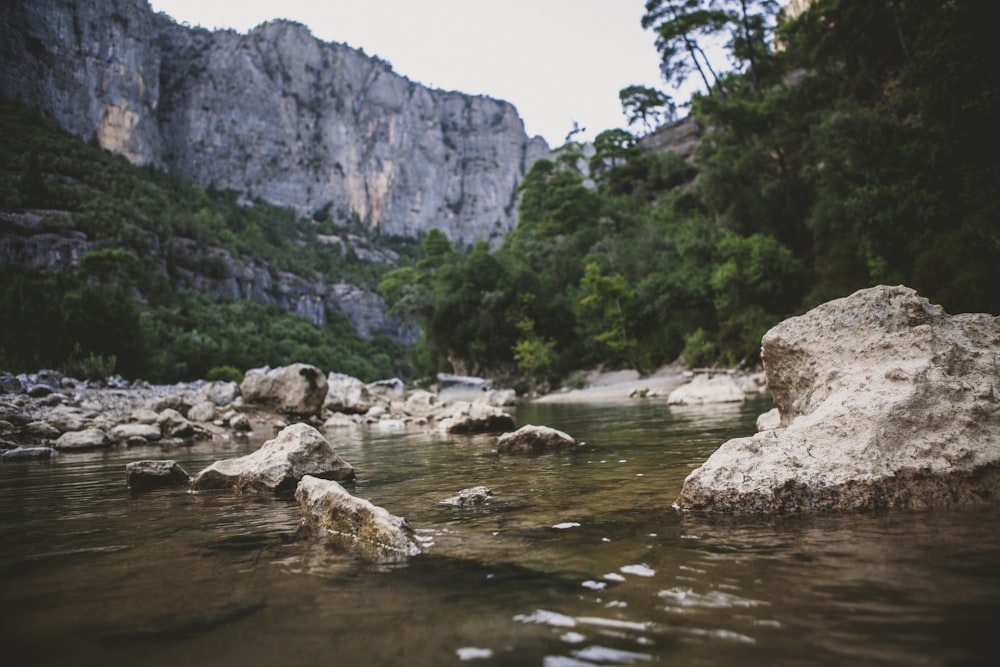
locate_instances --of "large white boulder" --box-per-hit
[324,372,373,414]
[295,475,420,562]
[190,423,354,494]
[675,285,1000,512]
[667,374,746,406]
[241,364,328,416]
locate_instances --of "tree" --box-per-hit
[579,262,641,370]
[641,0,781,96]
[619,85,675,135]
[641,0,730,95]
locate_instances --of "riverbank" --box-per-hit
[535,367,688,403]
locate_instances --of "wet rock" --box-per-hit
[295,475,419,562]
[190,423,354,494]
[0,420,15,437]
[23,420,61,440]
[667,374,745,406]
[675,285,1000,513]
[229,413,252,432]
[439,486,492,506]
[27,385,52,398]
[403,390,440,418]
[241,364,328,416]
[187,401,216,423]
[156,409,196,439]
[323,414,360,430]
[111,423,162,444]
[131,408,159,424]
[150,394,192,414]
[497,425,578,454]
[125,460,191,491]
[2,446,57,461]
[437,401,516,434]
[53,428,111,450]
[203,381,240,407]
[0,373,25,394]
[367,378,406,402]
[325,372,373,414]
[45,408,86,433]
[0,403,30,426]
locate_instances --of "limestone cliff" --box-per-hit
[0,0,549,247]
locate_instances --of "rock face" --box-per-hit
[675,285,1000,513]
[497,425,578,454]
[0,0,548,247]
[191,423,355,494]
[295,475,419,562]
[241,364,328,416]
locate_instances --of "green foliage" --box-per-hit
[0,94,417,383]
[206,365,244,383]
[680,329,718,368]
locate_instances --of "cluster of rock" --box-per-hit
[0,372,245,461]
[0,363,525,462]
[666,370,767,406]
[675,285,1000,513]
[4,362,581,563]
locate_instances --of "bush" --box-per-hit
[206,365,244,383]
[680,329,718,368]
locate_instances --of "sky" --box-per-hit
[147,0,687,147]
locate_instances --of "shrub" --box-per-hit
[206,365,244,383]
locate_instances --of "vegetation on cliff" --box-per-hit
[382,0,1000,386]
[0,95,415,382]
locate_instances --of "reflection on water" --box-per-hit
[1,396,998,665]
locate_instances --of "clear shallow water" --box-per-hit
[1,397,998,666]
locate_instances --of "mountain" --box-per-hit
[0,0,549,247]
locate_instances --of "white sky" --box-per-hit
[147,0,687,147]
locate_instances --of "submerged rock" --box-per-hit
[440,486,493,506]
[125,460,192,491]
[242,364,328,416]
[111,423,162,444]
[295,475,420,562]
[2,446,57,461]
[497,425,578,454]
[675,285,1000,513]
[190,423,354,494]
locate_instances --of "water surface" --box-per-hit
[1,397,997,665]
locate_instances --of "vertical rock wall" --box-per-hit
[1,0,549,247]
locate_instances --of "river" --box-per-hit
[1,397,997,665]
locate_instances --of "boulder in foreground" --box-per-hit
[190,423,354,494]
[497,425,578,454]
[675,285,1000,513]
[295,475,420,562]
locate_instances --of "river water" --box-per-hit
[1,397,998,666]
